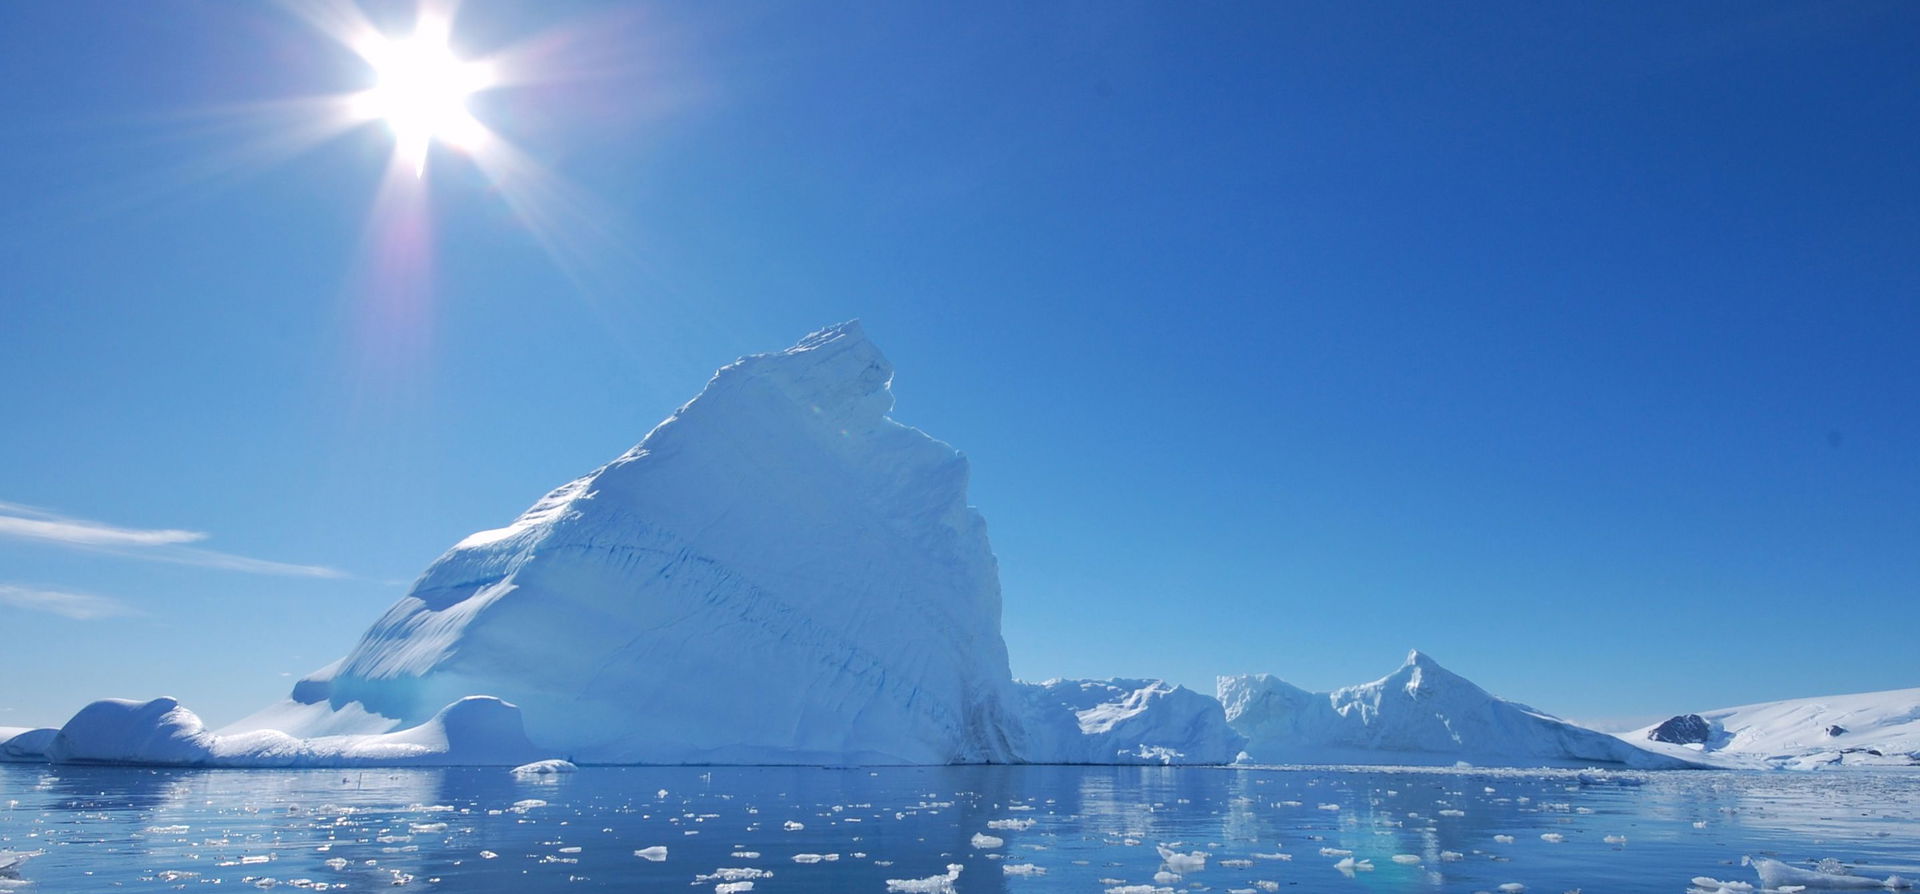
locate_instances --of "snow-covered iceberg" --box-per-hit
[0,726,55,763]
[1630,686,1920,770]
[1220,650,1694,769]
[1016,678,1245,764]
[215,322,1028,765]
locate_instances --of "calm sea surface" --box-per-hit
[2,763,1915,892]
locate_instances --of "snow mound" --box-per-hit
[229,322,1026,765]
[0,727,56,763]
[47,695,541,766]
[1016,678,1245,764]
[1220,650,1693,769]
[1631,687,1920,770]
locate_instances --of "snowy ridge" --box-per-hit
[1015,678,1245,764]
[1629,686,1920,770]
[1220,651,1695,769]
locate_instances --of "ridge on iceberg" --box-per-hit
[226,322,1028,765]
[1629,686,1920,770]
[1016,678,1245,765]
[1220,650,1695,769]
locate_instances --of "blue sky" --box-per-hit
[2,1,1915,730]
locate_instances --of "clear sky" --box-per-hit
[2,1,1915,731]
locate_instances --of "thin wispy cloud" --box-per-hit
[0,584,139,621]
[0,500,345,579]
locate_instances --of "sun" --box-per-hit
[350,15,495,176]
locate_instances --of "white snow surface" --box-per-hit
[1629,686,1920,770]
[1220,651,1695,769]
[1017,678,1245,764]
[46,695,539,767]
[228,322,1029,765]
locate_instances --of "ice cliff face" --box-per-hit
[1016,679,1245,765]
[252,322,1027,765]
[1220,651,1694,769]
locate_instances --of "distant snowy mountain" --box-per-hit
[1629,687,1920,769]
[1220,651,1695,769]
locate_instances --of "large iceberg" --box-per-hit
[219,322,1029,765]
[1220,650,1695,769]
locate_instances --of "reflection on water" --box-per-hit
[0,763,1915,891]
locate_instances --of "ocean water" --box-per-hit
[1,763,1915,892]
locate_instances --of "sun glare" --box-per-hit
[351,16,494,176]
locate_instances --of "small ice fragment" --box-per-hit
[632,846,667,861]
[885,863,963,893]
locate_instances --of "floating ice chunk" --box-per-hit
[1157,845,1207,872]
[1154,871,1182,884]
[1104,887,1174,894]
[0,850,42,876]
[1003,863,1046,876]
[511,759,576,777]
[1540,833,1565,843]
[632,846,667,861]
[509,799,547,813]
[1604,835,1628,845]
[971,833,1004,849]
[1392,854,1421,864]
[885,863,963,893]
[1440,851,1464,862]
[1498,884,1527,893]
[988,818,1036,831]
[1494,834,1516,844]
[715,883,753,894]
[696,868,771,883]
[782,821,804,831]
[1749,856,1912,890]
[1334,857,1373,875]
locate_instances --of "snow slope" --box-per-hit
[1016,678,1245,764]
[219,322,1027,765]
[1629,687,1920,770]
[1220,651,1694,769]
